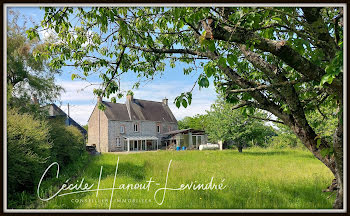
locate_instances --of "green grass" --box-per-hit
[35,148,335,209]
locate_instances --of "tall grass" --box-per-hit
[35,149,334,209]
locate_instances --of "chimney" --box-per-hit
[32,95,39,105]
[126,92,133,102]
[162,97,168,106]
[97,96,102,103]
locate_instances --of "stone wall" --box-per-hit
[108,120,178,152]
[87,105,109,152]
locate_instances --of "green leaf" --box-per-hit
[218,57,227,68]
[320,148,329,157]
[272,17,282,23]
[320,74,334,86]
[97,102,106,111]
[227,54,237,67]
[71,74,77,80]
[241,107,248,116]
[316,139,321,148]
[208,41,216,52]
[187,92,192,105]
[117,93,123,99]
[199,77,210,88]
[182,99,188,108]
[175,99,181,108]
[204,65,214,77]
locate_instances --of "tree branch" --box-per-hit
[102,46,125,96]
[334,9,343,46]
[231,101,253,110]
[301,7,338,59]
[208,20,342,96]
[247,115,285,124]
[125,44,202,56]
[228,80,300,93]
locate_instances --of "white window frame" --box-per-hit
[120,125,125,134]
[157,124,161,133]
[133,123,139,132]
[116,137,121,147]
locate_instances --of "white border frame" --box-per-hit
[3,3,347,213]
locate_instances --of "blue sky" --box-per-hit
[8,6,218,125]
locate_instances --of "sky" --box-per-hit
[8,6,219,125]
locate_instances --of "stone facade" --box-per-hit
[87,105,109,152]
[107,120,178,152]
[87,96,178,152]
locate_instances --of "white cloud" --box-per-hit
[39,28,57,42]
[59,104,96,126]
[56,79,218,125]
[57,80,99,103]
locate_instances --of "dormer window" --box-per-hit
[133,123,139,132]
[120,125,125,134]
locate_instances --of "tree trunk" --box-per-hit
[332,99,343,209]
[238,145,243,153]
[291,118,342,209]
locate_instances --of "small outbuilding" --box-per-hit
[162,128,208,150]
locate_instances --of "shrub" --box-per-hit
[7,108,51,195]
[7,109,88,208]
[268,133,304,149]
[47,117,85,167]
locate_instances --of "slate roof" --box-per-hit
[163,128,206,135]
[102,98,177,123]
[103,102,130,121]
[45,104,87,136]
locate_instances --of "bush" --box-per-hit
[268,133,304,149]
[7,110,88,208]
[47,117,85,167]
[7,108,51,196]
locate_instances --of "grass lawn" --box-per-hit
[36,148,335,209]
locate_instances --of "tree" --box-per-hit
[269,124,304,149]
[82,124,88,133]
[29,7,344,208]
[205,97,276,152]
[7,10,63,110]
[178,115,208,130]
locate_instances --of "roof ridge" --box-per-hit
[133,98,163,103]
[103,101,125,105]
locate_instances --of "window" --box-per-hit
[116,138,121,147]
[120,125,125,134]
[168,126,172,132]
[157,124,161,133]
[133,123,139,132]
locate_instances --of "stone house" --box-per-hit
[87,94,178,152]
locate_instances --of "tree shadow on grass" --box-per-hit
[233,150,316,160]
